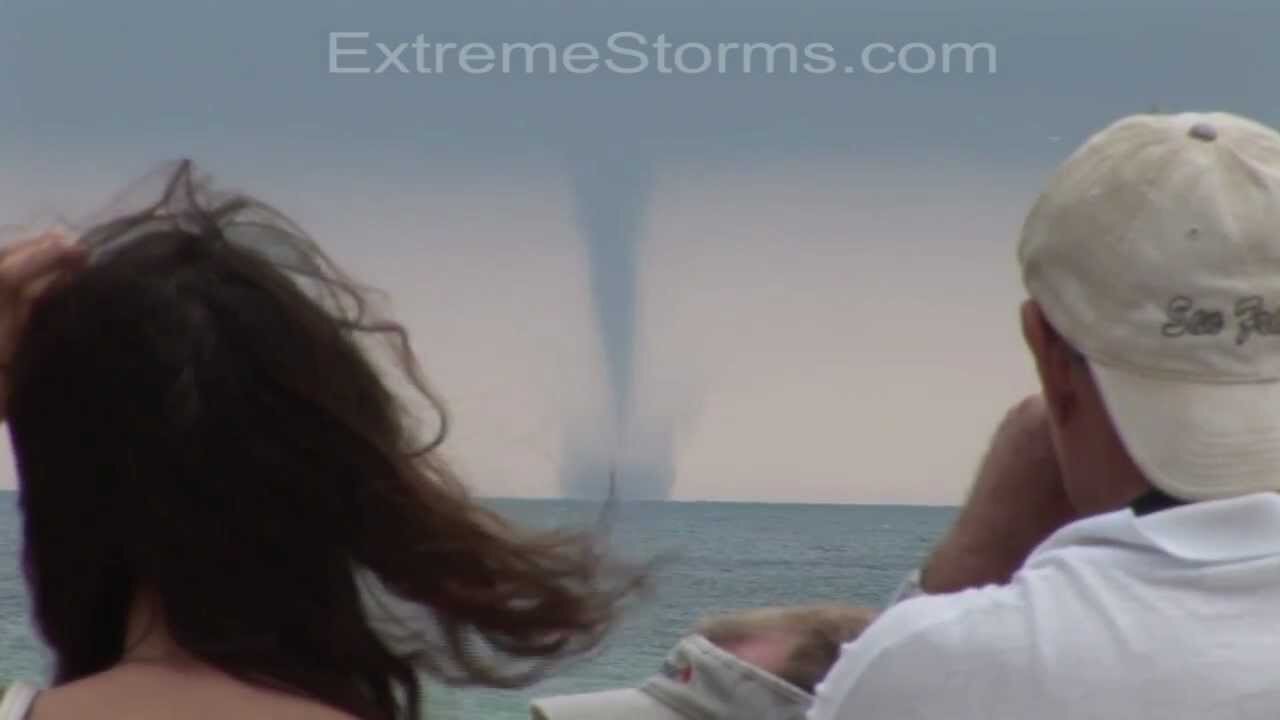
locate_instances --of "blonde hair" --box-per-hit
[695,605,877,693]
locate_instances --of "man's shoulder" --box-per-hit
[858,512,1150,662]
[862,582,1029,656]
[809,587,1034,719]
[824,585,1033,684]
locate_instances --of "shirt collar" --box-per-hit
[1030,492,1280,564]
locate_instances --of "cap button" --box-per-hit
[1189,122,1218,142]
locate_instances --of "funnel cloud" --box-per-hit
[560,147,674,500]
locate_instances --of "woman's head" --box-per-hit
[5,161,641,719]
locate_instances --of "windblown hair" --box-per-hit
[6,160,644,719]
[697,605,877,693]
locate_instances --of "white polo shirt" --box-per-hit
[809,493,1280,720]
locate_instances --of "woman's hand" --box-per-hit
[0,231,87,420]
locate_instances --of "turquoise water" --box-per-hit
[0,495,953,718]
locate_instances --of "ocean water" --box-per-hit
[0,495,953,718]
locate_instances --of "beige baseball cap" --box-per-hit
[1020,111,1280,501]
[529,635,813,720]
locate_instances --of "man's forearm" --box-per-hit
[901,396,1077,599]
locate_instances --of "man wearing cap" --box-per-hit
[532,605,875,719]
[811,111,1280,719]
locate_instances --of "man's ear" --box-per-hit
[1021,300,1076,424]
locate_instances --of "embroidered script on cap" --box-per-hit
[1158,121,1280,346]
[1163,296,1280,345]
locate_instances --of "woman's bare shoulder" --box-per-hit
[30,665,359,720]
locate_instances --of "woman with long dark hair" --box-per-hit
[0,161,642,719]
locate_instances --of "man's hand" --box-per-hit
[920,395,1077,594]
[0,231,87,419]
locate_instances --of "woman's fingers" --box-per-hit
[12,267,75,315]
[0,231,63,258]
[0,233,85,292]
[0,232,86,358]
[0,232,86,422]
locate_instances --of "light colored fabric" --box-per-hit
[1019,111,1280,500]
[532,635,813,720]
[0,681,38,720]
[809,493,1280,720]
[532,687,684,720]
[885,568,924,606]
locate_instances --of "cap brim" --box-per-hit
[1091,361,1280,501]
[530,688,685,720]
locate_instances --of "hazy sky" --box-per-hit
[0,1,1276,503]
